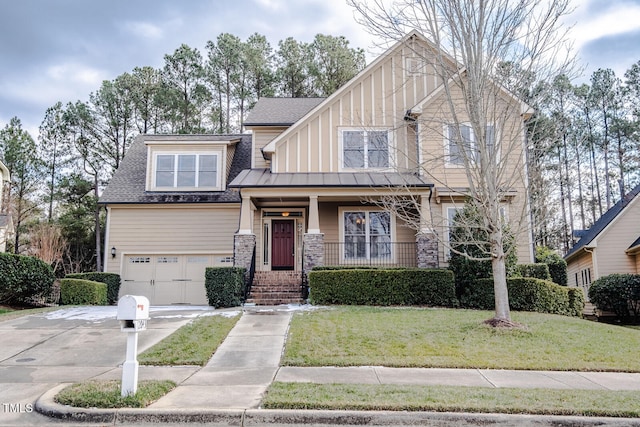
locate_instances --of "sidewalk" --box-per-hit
[34,305,640,426]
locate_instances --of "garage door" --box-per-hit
[121,254,233,305]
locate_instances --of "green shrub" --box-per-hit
[308,268,457,307]
[60,279,108,305]
[588,274,640,323]
[0,253,56,305]
[515,263,551,280]
[65,272,121,304]
[461,277,583,316]
[448,202,518,298]
[205,267,246,308]
[535,246,568,286]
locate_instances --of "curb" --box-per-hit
[36,384,640,426]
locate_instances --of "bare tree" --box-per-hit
[30,222,66,273]
[349,0,574,325]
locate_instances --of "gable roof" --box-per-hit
[565,183,640,259]
[261,30,441,156]
[99,134,251,205]
[243,98,325,126]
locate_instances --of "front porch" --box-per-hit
[229,171,439,304]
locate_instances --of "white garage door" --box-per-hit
[121,254,233,305]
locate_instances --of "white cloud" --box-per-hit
[122,21,164,39]
[567,2,640,48]
[253,0,284,11]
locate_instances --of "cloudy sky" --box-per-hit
[1,0,640,137]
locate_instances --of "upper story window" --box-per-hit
[446,124,495,166]
[341,129,390,170]
[153,152,221,191]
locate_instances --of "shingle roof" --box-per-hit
[99,134,251,205]
[629,236,640,251]
[565,183,640,259]
[243,98,325,126]
[229,168,433,189]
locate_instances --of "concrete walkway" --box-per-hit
[150,309,292,410]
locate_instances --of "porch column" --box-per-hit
[417,194,438,268]
[238,195,253,234]
[303,233,324,273]
[234,233,256,283]
[307,195,320,234]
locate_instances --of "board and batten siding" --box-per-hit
[252,127,286,169]
[595,199,640,277]
[271,44,440,174]
[105,205,239,275]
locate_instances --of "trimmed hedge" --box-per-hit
[65,272,121,304]
[205,267,246,308]
[461,277,583,316]
[308,268,457,307]
[515,263,551,281]
[588,274,640,323]
[535,246,568,286]
[60,278,108,305]
[0,252,56,305]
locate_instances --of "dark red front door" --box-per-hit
[272,220,295,270]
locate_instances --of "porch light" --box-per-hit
[111,247,117,258]
[281,212,290,217]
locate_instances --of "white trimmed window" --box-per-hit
[154,153,220,190]
[446,124,495,166]
[341,129,390,169]
[342,210,392,260]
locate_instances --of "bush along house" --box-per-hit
[100,31,534,305]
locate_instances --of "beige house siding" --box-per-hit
[567,250,593,288]
[105,205,240,275]
[251,127,285,169]
[635,253,640,273]
[595,200,640,277]
[270,44,439,174]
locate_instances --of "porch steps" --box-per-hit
[246,271,304,305]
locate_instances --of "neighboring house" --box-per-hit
[565,183,640,312]
[100,31,533,305]
[0,159,12,252]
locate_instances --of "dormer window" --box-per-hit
[151,151,222,191]
[340,129,390,170]
[155,154,218,188]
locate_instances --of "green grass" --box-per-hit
[55,380,175,408]
[263,382,640,417]
[283,306,640,371]
[138,314,240,366]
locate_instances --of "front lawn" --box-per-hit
[263,382,640,418]
[138,313,240,366]
[283,306,640,371]
[55,380,175,408]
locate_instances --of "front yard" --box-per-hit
[283,306,640,371]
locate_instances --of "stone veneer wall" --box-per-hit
[416,232,438,268]
[303,233,324,273]
[234,233,256,272]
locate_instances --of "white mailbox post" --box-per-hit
[116,295,149,397]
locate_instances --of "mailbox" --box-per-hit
[117,295,149,331]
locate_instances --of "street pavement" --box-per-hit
[1,305,640,426]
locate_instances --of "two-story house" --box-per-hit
[100,31,533,305]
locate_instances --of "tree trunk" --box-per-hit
[491,229,510,321]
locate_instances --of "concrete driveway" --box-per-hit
[0,305,231,426]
